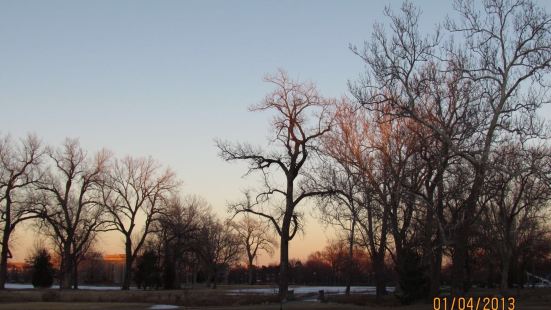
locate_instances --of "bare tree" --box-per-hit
[322,99,430,300]
[36,138,110,289]
[154,195,207,289]
[482,143,551,291]
[217,70,334,300]
[314,166,359,296]
[231,210,276,285]
[446,0,551,292]
[316,102,363,296]
[196,216,242,289]
[100,156,178,290]
[0,134,44,289]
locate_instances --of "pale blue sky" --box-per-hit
[0,0,452,208]
[2,0,550,262]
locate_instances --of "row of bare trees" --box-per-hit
[0,136,179,289]
[218,0,551,301]
[1,136,275,290]
[349,0,551,298]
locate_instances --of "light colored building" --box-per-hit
[103,254,125,285]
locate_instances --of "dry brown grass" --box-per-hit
[0,288,278,307]
[0,302,155,310]
[0,287,549,309]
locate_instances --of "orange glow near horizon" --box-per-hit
[10,217,330,267]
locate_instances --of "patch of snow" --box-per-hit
[228,286,395,295]
[5,283,128,290]
[4,283,37,289]
[73,285,122,290]
[149,305,179,310]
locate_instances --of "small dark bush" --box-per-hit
[28,248,55,288]
[134,249,161,290]
[395,248,429,304]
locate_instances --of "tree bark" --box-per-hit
[0,231,10,290]
[451,225,468,296]
[278,236,289,300]
[373,254,387,301]
[500,249,512,293]
[73,260,79,289]
[248,262,254,285]
[429,245,442,298]
[0,198,11,290]
[345,219,355,296]
[61,244,73,289]
[122,240,133,290]
[211,266,217,289]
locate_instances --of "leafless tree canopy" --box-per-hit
[347,0,551,297]
[99,156,179,290]
[0,134,44,289]
[218,70,336,300]
[35,138,110,289]
[231,213,276,285]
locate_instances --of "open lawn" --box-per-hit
[0,302,419,310]
[0,303,155,310]
[0,286,549,309]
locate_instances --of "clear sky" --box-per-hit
[2,0,550,264]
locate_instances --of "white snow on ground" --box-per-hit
[228,286,395,295]
[5,283,123,290]
[6,282,396,296]
[149,305,179,310]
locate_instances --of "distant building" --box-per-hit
[7,261,31,283]
[102,254,126,285]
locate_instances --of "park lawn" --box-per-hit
[2,302,551,310]
[0,302,156,310]
[0,302,412,310]
[0,287,549,309]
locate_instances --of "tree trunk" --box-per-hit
[373,255,387,301]
[278,236,289,301]
[429,244,442,298]
[248,261,254,285]
[211,266,217,289]
[174,260,181,289]
[60,241,73,289]
[345,220,355,296]
[0,209,11,290]
[451,167,485,296]
[72,260,79,289]
[61,258,73,289]
[500,249,512,293]
[122,240,133,290]
[451,226,468,296]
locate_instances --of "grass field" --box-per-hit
[0,286,549,309]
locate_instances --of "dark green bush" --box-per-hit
[29,248,55,288]
[395,248,429,304]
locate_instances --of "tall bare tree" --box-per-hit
[446,0,551,292]
[36,138,110,289]
[0,134,44,289]
[316,102,363,296]
[100,156,178,290]
[217,70,334,300]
